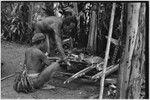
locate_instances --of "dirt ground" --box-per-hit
[1,40,108,99]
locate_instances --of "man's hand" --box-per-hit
[45,52,49,56]
[47,56,61,62]
[63,56,71,66]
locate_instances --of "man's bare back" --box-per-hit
[24,33,61,89]
[25,47,47,74]
[13,25,64,94]
[34,16,77,59]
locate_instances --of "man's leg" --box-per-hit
[34,62,61,89]
[46,34,50,54]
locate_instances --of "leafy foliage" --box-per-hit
[1,2,124,52]
[1,2,32,43]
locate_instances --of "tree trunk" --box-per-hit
[119,3,146,99]
[96,3,103,55]
[87,4,97,54]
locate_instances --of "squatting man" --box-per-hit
[13,16,77,93]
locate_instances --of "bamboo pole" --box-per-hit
[99,3,116,99]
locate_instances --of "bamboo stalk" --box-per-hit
[99,3,116,99]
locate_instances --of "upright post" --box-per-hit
[99,3,116,99]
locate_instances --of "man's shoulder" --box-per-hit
[26,47,43,56]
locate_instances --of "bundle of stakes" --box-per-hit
[62,52,119,84]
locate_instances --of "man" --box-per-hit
[34,15,77,60]
[14,33,62,93]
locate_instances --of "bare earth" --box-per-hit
[1,40,103,99]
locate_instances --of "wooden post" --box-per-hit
[99,3,116,99]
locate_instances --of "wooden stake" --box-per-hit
[99,3,116,99]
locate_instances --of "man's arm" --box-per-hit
[47,56,60,60]
[55,33,66,58]
[38,51,52,66]
[51,23,66,59]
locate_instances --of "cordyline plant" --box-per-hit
[2,2,33,44]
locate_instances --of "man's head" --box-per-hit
[32,33,47,52]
